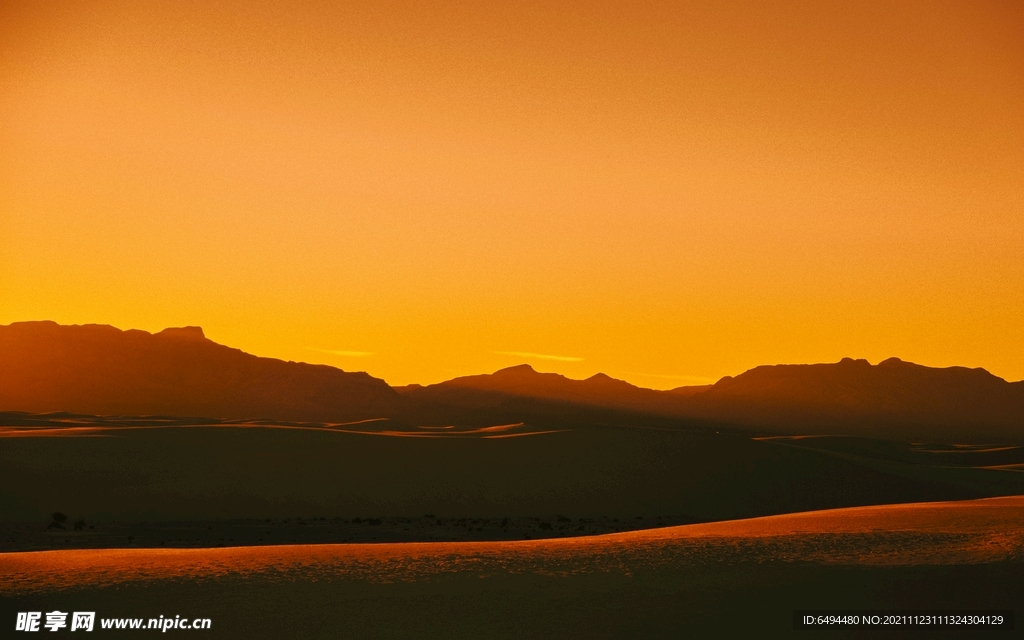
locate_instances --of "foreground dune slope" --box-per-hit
[3,498,1022,639]
[3,495,1022,593]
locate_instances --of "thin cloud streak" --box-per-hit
[494,351,584,363]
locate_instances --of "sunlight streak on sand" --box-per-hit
[2,496,1022,594]
[0,420,562,439]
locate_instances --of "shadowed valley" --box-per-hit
[2,322,1024,553]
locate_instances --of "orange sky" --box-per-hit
[2,1,1022,388]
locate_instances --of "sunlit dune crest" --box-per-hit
[481,430,563,439]
[981,464,1024,472]
[917,447,1020,454]
[3,496,1022,595]
[330,422,559,438]
[474,423,526,433]
[334,428,563,439]
[752,436,1023,455]
[0,426,114,438]
[616,495,1024,539]
[0,422,393,438]
[912,444,1021,454]
[0,420,557,439]
[753,435,834,441]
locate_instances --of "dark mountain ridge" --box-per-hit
[0,321,404,422]
[400,364,666,411]
[402,361,1024,439]
[684,357,1024,437]
[2,321,1023,439]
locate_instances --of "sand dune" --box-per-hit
[0,420,557,439]
[6,420,1024,529]
[4,495,1021,595]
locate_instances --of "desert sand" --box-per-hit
[2,496,1021,638]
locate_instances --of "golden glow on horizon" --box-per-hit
[308,348,375,358]
[494,352,585,363]
[2,1,1023,388]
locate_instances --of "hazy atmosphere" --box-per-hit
[3,0,1023,388]
[4,4,1024,637]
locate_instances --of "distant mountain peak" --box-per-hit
[156,326,206,340]
[839,357,870,365]
[583,372,637,389]
[494,364,538,375]
[0,321,401,421]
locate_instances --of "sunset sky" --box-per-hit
[2,1,1022,388]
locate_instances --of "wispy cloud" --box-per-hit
[307,348,375,357]
[494,351,584,363]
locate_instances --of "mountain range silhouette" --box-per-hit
[2,321,1022,439]
[0,321,403,422]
